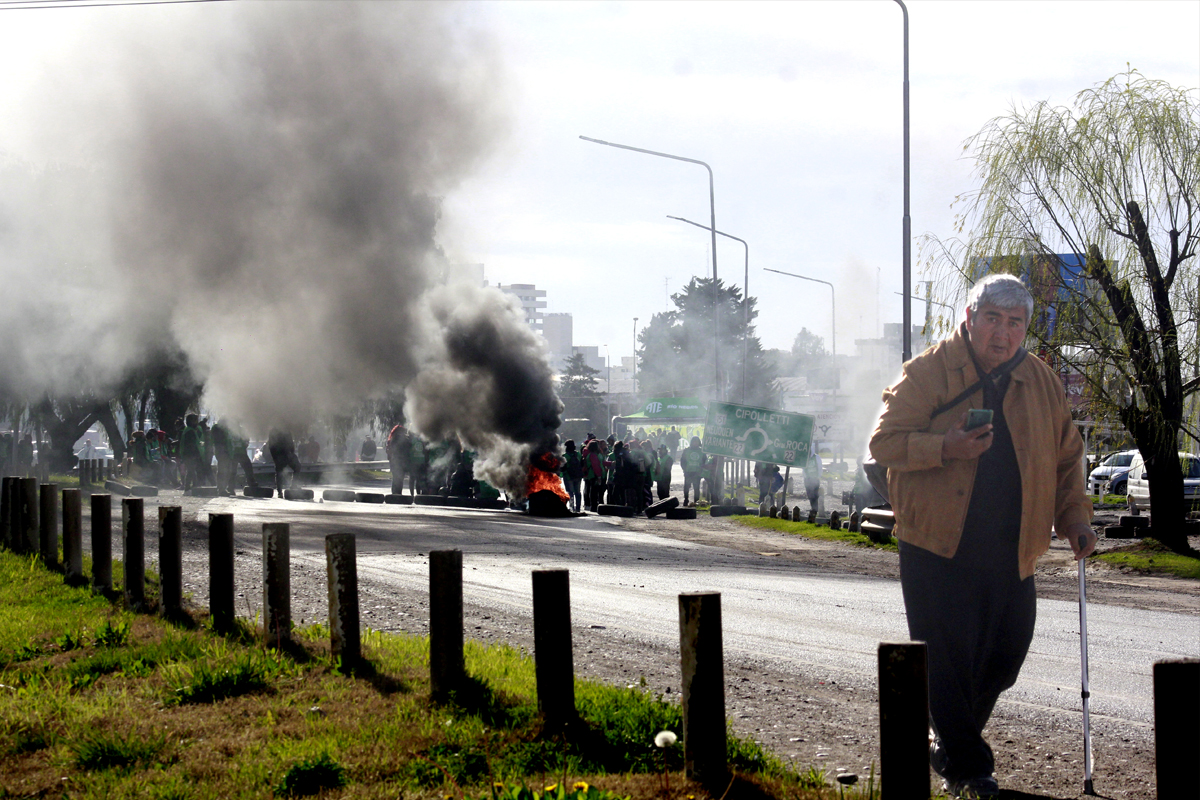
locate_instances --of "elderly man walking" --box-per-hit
[869,273,1097,799]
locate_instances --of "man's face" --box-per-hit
[966,303,1028,373]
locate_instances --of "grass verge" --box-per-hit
[0,549,872,800]
[1094,537,1200,579]
[731,515,898,552]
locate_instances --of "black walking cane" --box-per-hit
[1078,534,1095,795]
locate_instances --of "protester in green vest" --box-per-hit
[409,435,429,495]
[655,444,674,501]
[680,436,707,506]
[180,415,204,490]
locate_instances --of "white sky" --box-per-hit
[1,0,1197,366]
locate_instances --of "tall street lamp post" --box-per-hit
[579,135,721,401]
[667,215,750,403]
[763,268,836,358]
[895,0,912,362]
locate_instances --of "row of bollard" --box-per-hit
[76,458,113,489]
[2,477,1197,798]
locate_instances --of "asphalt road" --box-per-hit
[189,493,1198,731]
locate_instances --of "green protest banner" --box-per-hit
[702,402,814,468]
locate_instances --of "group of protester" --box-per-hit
[0,432,36,476]
[384,425,500,501]
[120,414,260,495]
[556,431,715,513]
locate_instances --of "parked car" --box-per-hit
[73,444,114,462]
[1126,451,1200,511]
[1088,449,1138,495]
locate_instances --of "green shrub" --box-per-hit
[275,752,348,796]
[167,652,271,704]
[70,729,165,771]
[94,618,130,648]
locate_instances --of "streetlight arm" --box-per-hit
[668,215,751,402]
[581,134,722,401]
[580,137,713,176]
[667,215,746,250]
[763,267,836,357]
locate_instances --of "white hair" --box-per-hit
[966,274,1034,322]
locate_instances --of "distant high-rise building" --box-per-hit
[571,346,606,375]
[543,313,573,369]
[497,283,547,333]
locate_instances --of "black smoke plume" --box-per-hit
[0,2,561,490]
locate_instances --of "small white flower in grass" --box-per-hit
[655,730,677,748]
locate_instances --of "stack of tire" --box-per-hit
[860,505,895,544]
[1104,514,1148,539]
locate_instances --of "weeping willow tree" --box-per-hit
[922,69,1200,555]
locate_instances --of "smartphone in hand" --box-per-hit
[965,408,994,431]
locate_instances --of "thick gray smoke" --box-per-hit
[0,2,561,487]
[406,283,563,496]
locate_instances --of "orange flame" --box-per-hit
[527,456,569,503]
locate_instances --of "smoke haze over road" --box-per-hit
[0,2,562,486]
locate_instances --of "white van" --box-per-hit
[1125,451,1200,511]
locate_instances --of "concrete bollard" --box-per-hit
[807,507,817,524]
[91,494,112,593]
[758,501,768,517]
[679,592,727,786]
[849,511,861,532]
[792,505,801,522]
[429,549,464,702]
[39,484,58,568]
[263,523,291,644]
[78,458,90,490]
[122,498,145,611]
[62,489,83,583]
[829,510,841,530]
[532,569,576,730]
[1154,658,1200,799]
[20,477,39,554]
[769,505,778,519]
[159,506,182,617]
[209,513,235,631]
[878,642,930,800]
[325,533,360,666]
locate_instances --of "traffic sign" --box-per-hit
[702,402,814,468]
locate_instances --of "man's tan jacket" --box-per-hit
[869,323,1091,580]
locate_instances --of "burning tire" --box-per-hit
[184,486,215,498]
[323,489,357,502]
[356,492,385,504]
[598,504,634,518]
[284,488,315,501]
[665,507,697,520]
[414,495,448,506]
[446,497,478,508]
[244,486,275,498]
[385,494,413,505]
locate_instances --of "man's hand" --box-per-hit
[941,412,994,461]
[1063,522,1097,560]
